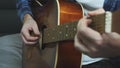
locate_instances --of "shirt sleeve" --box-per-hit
[103,0,120,12]
[16,0,32,22]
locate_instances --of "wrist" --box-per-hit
[23,14,33,23]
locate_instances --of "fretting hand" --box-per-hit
[74,8,120,58]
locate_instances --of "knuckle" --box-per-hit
[94,40,103,46]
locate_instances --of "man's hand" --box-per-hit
[21,14,40,45]
[74,8,120,58]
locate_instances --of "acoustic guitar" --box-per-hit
[23,0,83,68]
[22,0,120,68]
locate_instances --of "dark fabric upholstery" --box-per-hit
[0,0,16,9]
[0,0,22,34]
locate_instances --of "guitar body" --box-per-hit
[23,0,83,68]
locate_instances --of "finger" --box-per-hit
[77,17,92,30]
[74,35,89,54]
[21,34,38,45]
[79,26,102,42]
[77,25,103,52]
[32,23,40,36]
[21,29,39,41]
[107,32,120,39]
[88,8,105,16]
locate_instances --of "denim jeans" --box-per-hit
[0,34,22,68]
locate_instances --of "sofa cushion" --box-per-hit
[0,9,22,33]
[0,0,16,9]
